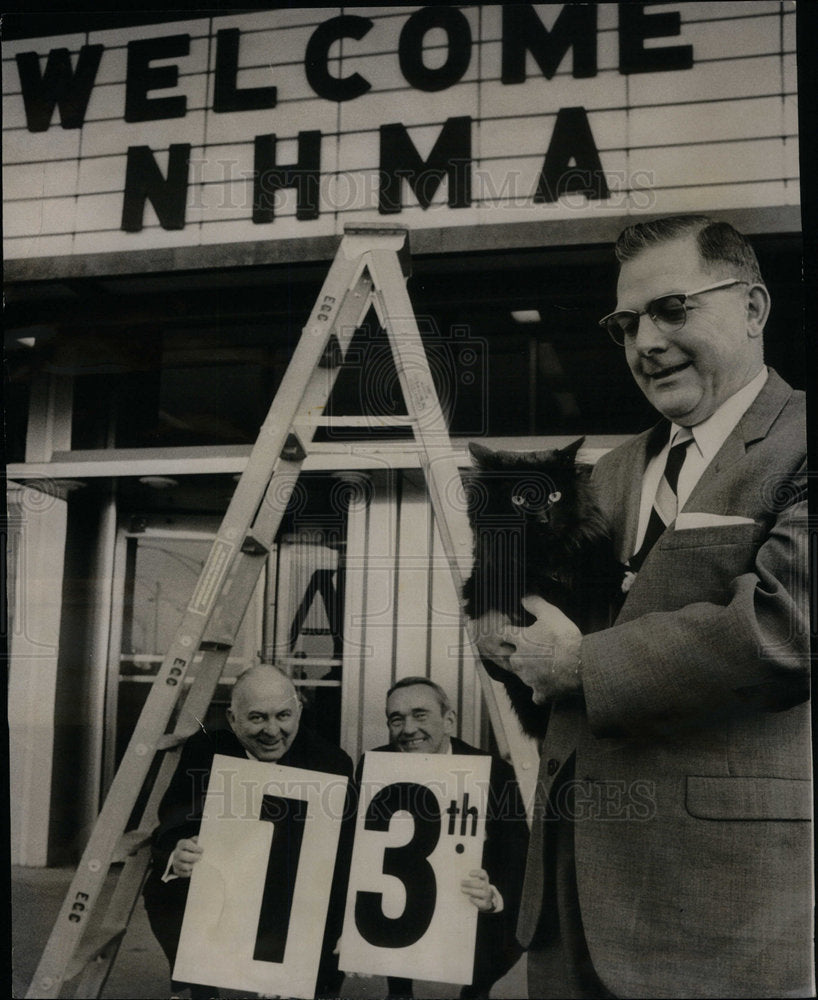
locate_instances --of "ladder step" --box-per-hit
[300,415,414,427]
[199,640,232,652]
[112,829,153,862]
[156,731,192,751]
[65,926,127,980]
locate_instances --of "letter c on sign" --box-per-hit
[305,15,373,101]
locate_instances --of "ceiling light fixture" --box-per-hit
[510,309,541,324]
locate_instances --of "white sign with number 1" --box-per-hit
[173,755,346,998]
[340,751,490,985]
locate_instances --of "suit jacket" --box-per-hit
[361,737,529,988]
[517,370,812,998]
[144,724,355,961]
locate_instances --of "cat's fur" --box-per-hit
[462,438,624,737]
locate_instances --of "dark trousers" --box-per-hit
[526,767,614,1000]
[142,873,219,998]
[142,868,343,999]
[387,976,490,1000]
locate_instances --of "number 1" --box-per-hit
[253,794,308,963]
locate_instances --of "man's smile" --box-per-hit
[644,360,692,381]
[399,735,427,748]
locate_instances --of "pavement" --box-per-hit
[11,866,527,999]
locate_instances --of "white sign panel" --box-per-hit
[173,754,347,999]
[340,751,490,985]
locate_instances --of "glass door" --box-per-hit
[103,514,264,795]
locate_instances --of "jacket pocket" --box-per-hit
[685,775,812,821]
[658,521,762,551]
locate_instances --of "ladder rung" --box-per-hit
[65,926,127,980]
[112,829,153,862]
[300,415,414,427]
[156,731,191,750]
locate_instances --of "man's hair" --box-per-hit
[230,663,297,711]
[386,676,453,715]
[615,214,764,285]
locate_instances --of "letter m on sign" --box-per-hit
[379,116,472,214]
[16,45,103,132]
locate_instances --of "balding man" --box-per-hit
[142,665,354,999]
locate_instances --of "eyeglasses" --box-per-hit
[599,278,750,346]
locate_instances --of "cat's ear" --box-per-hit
[557,436,586,464]
[468,442,496,468]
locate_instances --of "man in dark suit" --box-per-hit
[359,676,529,1000]
[142,664,354,999]
[472,216,811,998]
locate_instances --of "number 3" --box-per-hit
[354,781,441,948]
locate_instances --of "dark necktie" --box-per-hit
[630,429,693,572]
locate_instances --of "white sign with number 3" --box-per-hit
[340,751,490,985]
[173,755,347,998]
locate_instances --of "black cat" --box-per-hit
[462,437,625,737]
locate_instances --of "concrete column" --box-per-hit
[7,482,69,866]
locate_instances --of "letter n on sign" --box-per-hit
[340,751,489,984]
[173,755,347,998]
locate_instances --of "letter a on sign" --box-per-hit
[340,751,490,984]
[173,755,347,998]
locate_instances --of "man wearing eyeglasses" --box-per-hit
[471,215,810,998]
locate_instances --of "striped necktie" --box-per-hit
[630,428,694,572]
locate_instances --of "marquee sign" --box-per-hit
[2,3,799,265]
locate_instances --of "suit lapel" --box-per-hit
[682,370,792,512]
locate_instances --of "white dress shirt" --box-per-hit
[633,367,768,552]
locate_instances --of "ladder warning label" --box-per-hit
[189,540,235,616]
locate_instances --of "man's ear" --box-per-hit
[226,706,236,731]
[444,709,456,734]
[746,284,770,338]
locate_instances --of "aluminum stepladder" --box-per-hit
[26,223,539,999]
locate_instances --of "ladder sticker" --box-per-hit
[407,375,433,412]
[189,539,235,615]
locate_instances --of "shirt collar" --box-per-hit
[670,366,768,462]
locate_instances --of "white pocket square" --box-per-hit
[675,512,756,530]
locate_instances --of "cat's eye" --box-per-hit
[548,491,562,504]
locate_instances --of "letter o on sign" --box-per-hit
[398,7,472,92]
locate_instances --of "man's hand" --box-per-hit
[466,609,517,671]
[171,836,203,878]
[460,868,499,913]
[503,595,583,703]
